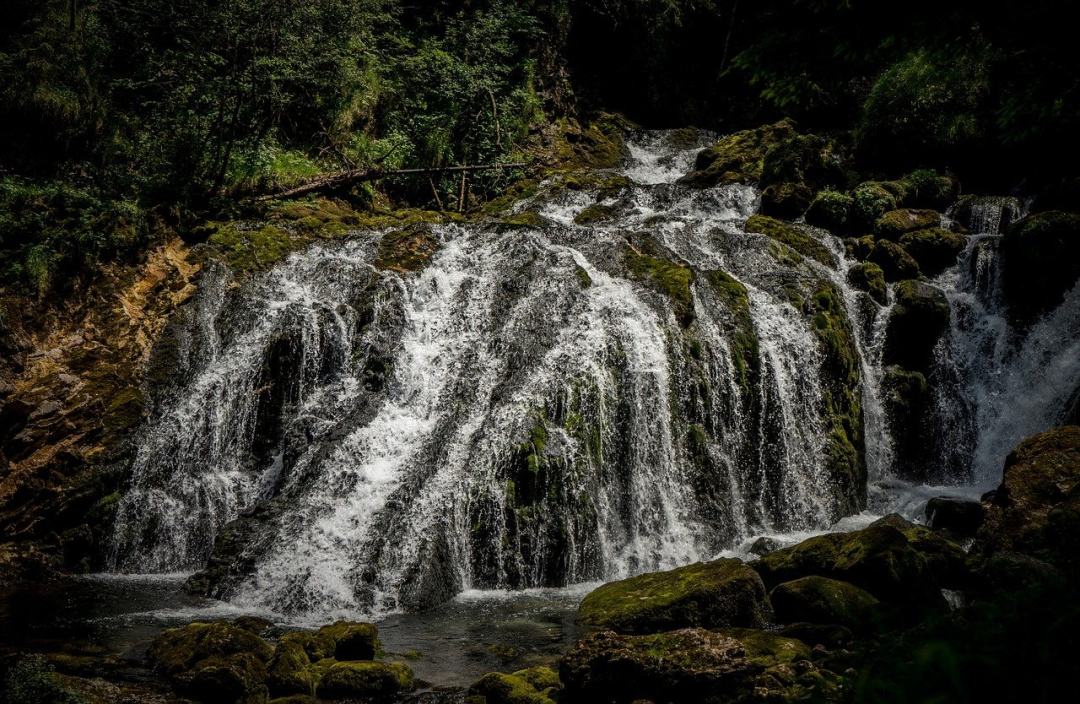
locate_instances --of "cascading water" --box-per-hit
[109,132,1079,620]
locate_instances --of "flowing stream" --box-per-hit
[22,130,1076,686]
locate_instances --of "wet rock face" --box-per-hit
[1002,211,1080,324]
[926,496,985,538]
[883,280,950,372]
[976,425,1080,579]
[680,119,797,187]
[577,558,771,634]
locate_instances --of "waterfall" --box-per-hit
[108,131,1079,617]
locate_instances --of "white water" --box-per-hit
[108,132,1080,619]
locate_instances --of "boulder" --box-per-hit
[468,666,560,704]
[868,239,920,281]
[577,558,770,634]
[680,119,798,187]
[769,576,879,628]
[147,622,274,704]
[899,228,967,276]
[184,654,269,704]
[751,514,966,603]
[315,661,414,700]
[777,622,853,649]
[760,134,843,191]
[925,497,984,539]
[881,366,933,481]
[883,280,950,371]
[748,536,782,557]
[760,181,813,219]
[317,621,379,661]
[898,170,959,210]
[875,209,942,239]
[975,426,1080,579]
[847,262,887,305]
[559,627,834,704]
[850,183,898,230]
[266,639,314,698]
[745,215,837,268]
[805,190,853,233]
[1001,211,1080,323]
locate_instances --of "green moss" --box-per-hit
[267,640,314,697]
[851,182,898,230]
[703,270,759,391]
[769,576,879,628]
[899,169,958,209]
[574,265,592,289]
[680,119,797,187]
[624,246,695,325]
[573,203,617,225]
[899,227,966,275]
[207,222,296,271]
[498,211,545,229]
[805,190,854,233]
[481,179,540,215]
[104,386,145,432]
[577,558,769,633]
[745,215,837,268]
[373,228,438,273]
[316,621,380,661]
[468,671,556,704]
[875,208,941,240]
[315,661,414,700]
[147,622,273,677]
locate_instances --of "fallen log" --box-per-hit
[258,162,528,202]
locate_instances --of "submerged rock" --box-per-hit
[577,558,770,633]
[769,576,879,628]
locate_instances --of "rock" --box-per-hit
[748,536,782,557]
[868,239,920,281]
[881,366,933,481]
[760,181,813,219]
[373,227,439,273]
[850,182,898,230]
[468,666,560,704]
[148,622,274,677]
[574,203,618,225]
[952,195,1021,233]
[577,558,770,634]
[969,551,1068,598]
[184,654,269,704]
[752,515,965,603]
[1001,211,1080,323]
[316,621,379,661]
[883,280,949,371]
[266,639,314,697]
[846,262,887,305]
[680,119,797,187]
[975,426,1080,579]
[760,134,843,191]
[899,228,967,276]
[925,497,985,539]
[846,234,876,261]
[777,622,853,649]
[559,627,836,704]
[899,170,959,210]
[769,576,879,628]
[233,616,274,635]
[875,208,942,240]
[745,215,837,268]
[315,661,414,700]
[805,190,853,233]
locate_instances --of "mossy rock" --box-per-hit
[899,227,967,275]
[806,190,853,233]
[148,622,273,677]
[881,365,932,481]
[847,262,886,305]
[574,203,618,225]
[183,653,269,704]
[498,211,546,229]
[468,667,560,704]
[207,223,297,272]
[548,114,632,169]
[845,234,876,261]
[277,631,336,663]
[266,640,314,697]
[883,280,949,371]
[577,558,770,634]
[104,386,145,432]
[898,170,959,209]
[976,426,1080,580]
[745,215,836,268]
[373,227,438,273]
[316,621,380,661]
[559,627,836,704]
[315,661,414,700]
[868,239,919,281]
[874,209,941,240]
[624,245,695,326]
[760,134,843,190]
[850,182,898,230]
[760,181,813,219]
[703,270,759,391]
[679,119,797,187]
[752,514,965,603]
[1001,211,1080,323]
[769,576,879,628]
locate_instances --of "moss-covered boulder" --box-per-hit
[760,181,813,219]
[881,365,932,481]
[574,203,618,225]
[266,639,314,698]
[975,426,1080,579]
[624,245,695,326]
[883,280,950,371]
[577,558,770,633]
[868,239,919,281]
[1001,211,1080,323]
[806,190,853,233]
[314,661,414,700]
[875,209,942,240]
[899,227,967,275]
[745,215,837,268]
[770,576,879,628]
[760,134,844,191]
[847,262,887,305]
[147,622,274,703]
[898,170,959,210]
[316,621,380,661]
[925,497,985,539]
[752,515,965,603]
[680,119,797,187]
[373,227,438,273]
[559,627,839,704]
[850,182,898,230]
[468,667,560,704]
